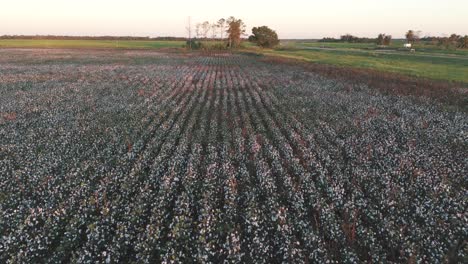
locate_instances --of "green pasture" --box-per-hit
[252,40,468,83]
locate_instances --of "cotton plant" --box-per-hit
[0,50,466,263]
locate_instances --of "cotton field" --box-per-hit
[0,49,466,263]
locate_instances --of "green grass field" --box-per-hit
[251,41,468,83]
[0,39,185,49]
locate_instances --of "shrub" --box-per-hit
[186,38,203,50]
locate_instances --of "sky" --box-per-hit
[1,0,467,39]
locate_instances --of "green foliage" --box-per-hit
[186,39,203,50]
[319,35,376,43]
[249,26,279,48]
[186,40,230,51]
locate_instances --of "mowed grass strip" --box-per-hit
[0,39,185,49]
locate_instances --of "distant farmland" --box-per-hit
[2,38,467,83]
[0,49,466,263]
[0,39,185,49]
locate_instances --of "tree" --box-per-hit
[405,30,419,44]
[384,35,392,46]
[217,18,226,40]
[195,23,202,38]
[201,21,211,39]
[458,35,468,49]
[226,16,246,48]
[405,30,414,43]
[376,34,385,45]
[448,34,460,47]
[249,26,279,48]
[186,17,192,49]
[211,23,218,39]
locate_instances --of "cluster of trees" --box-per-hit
[405,30,468,48]
[324,34,392,45]
[187,17,280,49]
[376,34,392,46]
[194,20,226,39]
[320,31,416,45]
[187,17,246,49]
[319,34,392,46]
[420,34,468,49]
[340,34,374,43]
[318,35,375,43]
[319,30,467,49]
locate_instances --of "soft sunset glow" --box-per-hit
[1,0,467,38]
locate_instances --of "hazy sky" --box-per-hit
[1,0,467,38]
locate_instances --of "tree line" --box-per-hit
[404,30,467,48]
[319,30,468,49]
[319,35,375,43]
[420,34,468,49]
[0,35,187,41]
[320,34,393,45]
[319,34,394,46]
